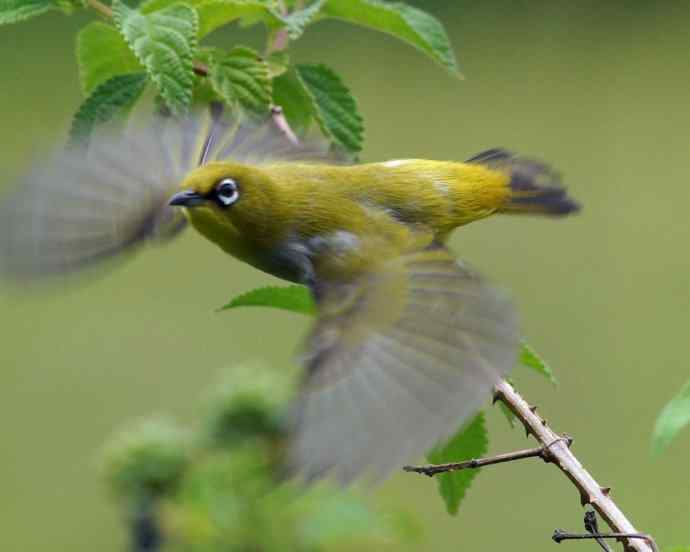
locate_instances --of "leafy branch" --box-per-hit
[2,0,459,153]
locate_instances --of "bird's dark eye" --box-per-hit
[214,178,239,207]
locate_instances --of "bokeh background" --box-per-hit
[2,1,690,550]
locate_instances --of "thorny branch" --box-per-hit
[405,380,657,552]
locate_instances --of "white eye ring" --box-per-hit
[215,178,239,207]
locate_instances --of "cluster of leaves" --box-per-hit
[1,0,460,153]
[221,284,557,515]
[103,364,417,551]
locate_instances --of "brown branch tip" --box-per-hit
[404,379,656,552]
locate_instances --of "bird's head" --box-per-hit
[168,162,281,252]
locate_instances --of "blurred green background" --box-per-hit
[2,1,690,550]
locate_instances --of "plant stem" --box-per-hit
[493,380,655,552]
[265,0,290,55]
[270,106,299,145]
[86,0,112,17]
[403,439,570,476]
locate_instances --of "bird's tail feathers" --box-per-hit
[466,148,580,216]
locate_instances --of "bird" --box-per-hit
[0,106,580,483]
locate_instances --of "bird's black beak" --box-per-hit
[168,190,206,207]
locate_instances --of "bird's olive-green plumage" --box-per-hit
[0,112,579,483]
[178,159,517,282]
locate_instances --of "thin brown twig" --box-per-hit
[403,437,572,476]
[271,106,299,145]
[86,0,112,17]
[265,0,290,56]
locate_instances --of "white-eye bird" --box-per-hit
[0,107,579,482]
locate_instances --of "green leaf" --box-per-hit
[519,340,557,386]
[77,22,143,95]
[272,68,313,133]
[321,0,459,76]
[652,379,690,456]
[426,413,488,515]
[141,0,283,36]
[194,0,284,38]
[69,73,148,146]
[295,63,363,153]
[113,0,198,117]
[0,0,55,24]
[209,46,271,116]
[140,0,200,12]
[280,0,325,39]
[266,51,290,78]
[219,285,316,315]
[663,548,690,552]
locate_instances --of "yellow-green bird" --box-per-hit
[0,108,579,482]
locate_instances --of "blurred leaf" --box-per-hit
[273,68,313,133]
[0,0,54,25]
[113,0,198,117]
[321,0,460,76]
[266,51,290,78]
[280,0,326,39]
[520,340,557,386]
[219,285,316,315]
[77,22,143,95]
[663,548,690,552]
[103,418,190,502]
[295,63,363,153]
[209,46,271,116]
[295,483,419,547]
[652,378,690,456]
[171,448,412,550]
[194,0,284,38]
[69,73,148,145]
[426,413,488,515]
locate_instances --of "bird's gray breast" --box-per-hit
[264,231,362,286]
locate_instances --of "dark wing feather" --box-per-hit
[291,247,519,483]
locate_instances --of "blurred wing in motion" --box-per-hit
[0,106,340,281]
[291,246,519,483]
[185,105,346,167]
[0,124,190,280]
